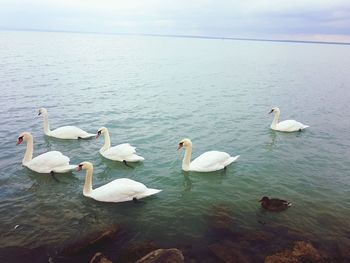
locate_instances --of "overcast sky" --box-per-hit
[1,0,350,42]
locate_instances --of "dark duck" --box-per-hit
[259,196,292,212]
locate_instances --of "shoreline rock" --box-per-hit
[135,248,184,263]
[265,241,325,263]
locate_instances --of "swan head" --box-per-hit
[38,108,48,116]
[269,107,280,114]
[77,161,93,171]
[96,127,108,138]
[16,132,32,145]
[177,138,192,150]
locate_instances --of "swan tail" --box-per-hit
[126,154,145,162]
[52,165,78,173]
[79,133,95,139]
[302,125,309,129]
[140,188,162,198]
[224,155,240,166]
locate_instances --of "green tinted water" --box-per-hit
[0,31,349,255]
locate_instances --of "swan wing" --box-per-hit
[91,178,159,202]
[102,143,144,162]
[276,120,308,132]
[26,151,74,173]
[190,151,235,172]
[50,126,94,139]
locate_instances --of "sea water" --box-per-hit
[0,30,349,260]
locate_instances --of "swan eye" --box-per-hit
[179,142,183,146]
[79,164,83,168]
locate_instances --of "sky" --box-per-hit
[1,0,350,43]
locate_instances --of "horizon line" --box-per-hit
[141,33,350,46]
[2,28,350,46]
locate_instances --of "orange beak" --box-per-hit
[16,137,23,146]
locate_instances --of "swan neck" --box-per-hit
[23,136,33,164]
[271,111,280,129]
[100,130,111,152]
[83,167,93,196]
[42,113,50,135]
[182,145,192,171]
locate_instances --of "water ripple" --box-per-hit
[0,31,349,252]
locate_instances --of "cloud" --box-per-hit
[0,0,350,41]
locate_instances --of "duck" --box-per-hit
[76,161,161,203]
[38,108,95,139]
[177,138,239,172]
[16,132,77,174]
[96,127,144,164]
[269,107,309,132]
[259,196,292,212]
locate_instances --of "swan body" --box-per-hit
[96,127,144,162]
[38,108,95,139]
[269,107,309,132]
[178,138,239,172]
[77,162,161,203]
[17,132,77,173]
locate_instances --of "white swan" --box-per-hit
[16,132,77,174]
[76,161,161,202]
[177,138,239,172]
[269,107,309,132]
[38,108,95,139]
[96,127,144,163]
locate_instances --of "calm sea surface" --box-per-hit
[0,30,350,259]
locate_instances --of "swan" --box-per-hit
[269,107,309,132]
[76,161,161,202]
[96,127,144,163]
[16,132,77,174]
[38,108,95,139]
[177,138,239,172]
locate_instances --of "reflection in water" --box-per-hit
[267,129,305,149]
[25,166,78,185]
[44,136,52,148]
[43,135,81,153]
[269,130,278,148]
[182,172,192,192]
[102,156,143,171]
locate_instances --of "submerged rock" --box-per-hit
[61,225,120,255]
[265,241,325,263]
[135,248,184,263]
[0,246,48,263]
[207,204,236,238]
[208,240,252,263]
[119,240,159,262]
[90,252,112,263]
